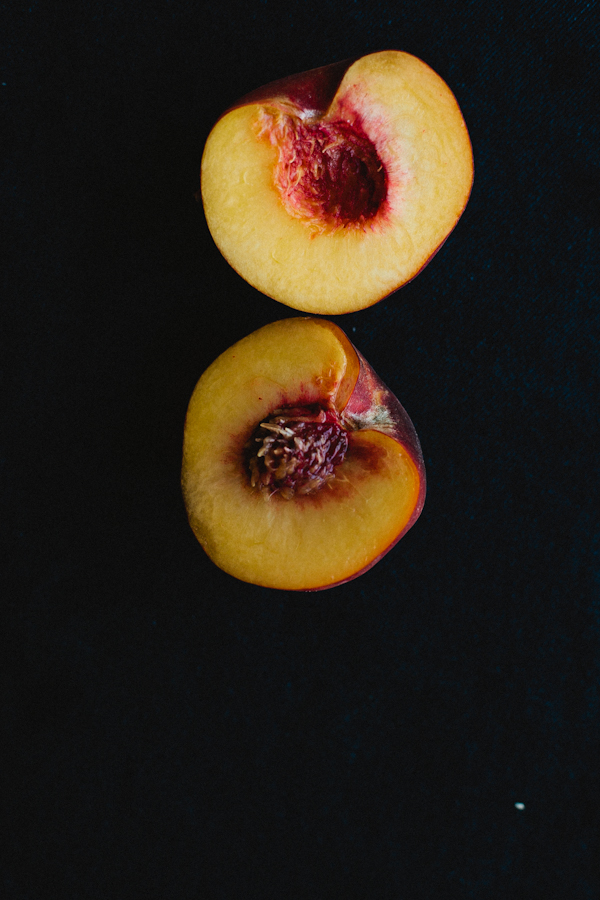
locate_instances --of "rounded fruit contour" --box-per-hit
[201,50,473,314]
[181,317,426,591]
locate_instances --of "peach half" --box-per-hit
[181,317,425,591]
[201,50,473,314]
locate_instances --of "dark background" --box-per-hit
[2,1,599,897]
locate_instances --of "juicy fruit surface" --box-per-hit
[201,51,473,314]
[182,318,422,591]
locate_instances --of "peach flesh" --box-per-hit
[182,318,425,591]
[201,51,474,314]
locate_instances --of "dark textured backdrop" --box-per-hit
[2,1,599,897]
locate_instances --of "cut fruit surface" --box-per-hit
[182,318,425,591]
[201,51,473,314]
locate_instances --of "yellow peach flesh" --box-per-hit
[181,318,421,591]
[201,51,473,314]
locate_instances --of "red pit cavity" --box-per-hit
[246,406,349,499]
[263,112,387,229]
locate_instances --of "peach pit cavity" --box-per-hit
[257,108,387,232]
[246,405,349,499]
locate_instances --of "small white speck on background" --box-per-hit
[515,802,525,810]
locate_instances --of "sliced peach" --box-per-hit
[201,51,473,314]
[181,317,425,591]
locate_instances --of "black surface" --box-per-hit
[2,1,599,897]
